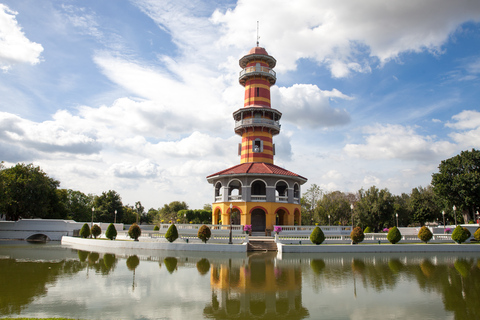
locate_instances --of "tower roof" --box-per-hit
[248,46,269,55]
[206,162,307,182]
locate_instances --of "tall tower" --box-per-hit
[207,45,307,232]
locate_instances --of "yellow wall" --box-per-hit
[212,201,301,230]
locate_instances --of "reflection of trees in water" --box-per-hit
[0,258,85,315]
[164,257,177,274]
[306,255,480,319]
[197,258,210,276]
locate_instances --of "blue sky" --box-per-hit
[1,0,480,210]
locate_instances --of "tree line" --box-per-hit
[1,149,478,228]
[0,162,210,224]
[301,149,480,231]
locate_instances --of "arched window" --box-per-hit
[252,139,263,153]
[275,181,288,202]
[228,180,242,201]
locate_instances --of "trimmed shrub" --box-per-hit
[153,225,159,231]
[80,223,90,238]
[165,224,179,243]
[418,226,433,243]
[463,227,471,239]
[451,225,469,244]
[91,224,101,239]
[309,226,325,245]
[197,225,212,243]
[474,228,480,241]
[105,223,117,240]
[364,226,373,233]
[387,226,402,244]
[350,226,365,244]
[128,223,142,241]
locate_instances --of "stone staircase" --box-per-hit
[247,236,277,252]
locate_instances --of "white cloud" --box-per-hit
[212,0,480,77]
[446,110,480,148]
[273,84,352,129]
[109,159,163,179]
[344,124,456,161]
[0,4,43,71]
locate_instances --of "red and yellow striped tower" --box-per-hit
[207,45,307,233]
[236,46,280,165]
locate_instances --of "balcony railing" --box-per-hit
[276,196,288,203]
[251,195,266,201]
[215,196,223,202]
[228,195,242,201]
[293,198,300,204]
[235,118,280,131]
[239,66,276,79]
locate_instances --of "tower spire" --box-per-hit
[256,21,260,47]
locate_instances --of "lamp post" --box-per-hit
[453,205,457,226]
[442,211,445,233]
[135,203,140,224]
[395,213,398,228]
[91,207,95,238]
[228,204,233,244]
[114,210,117,224]
[184,213,187,224]
[350,204,354,230]
[328,214,330,226]
[476,211,479,224]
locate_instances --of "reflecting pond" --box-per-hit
[1,241,479,319]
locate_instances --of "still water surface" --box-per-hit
[1,241,479,320]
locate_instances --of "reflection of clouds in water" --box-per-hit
[1,243,479,320]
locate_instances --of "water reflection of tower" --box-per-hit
[203,253,308,319]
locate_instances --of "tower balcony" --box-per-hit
[234,118,281,135]
[239,66,276,85]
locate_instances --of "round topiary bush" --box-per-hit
[387,226,402,244]
[364,226,373,234]
[474,228,480,241]
[451,225,469,244]
[350,226,365,244]
[463,227,471,239]
[165,224,179,243]
[91,224,101,239]
[309,226,325,245]
[197,225,211,243]
[105,223,117,240]
[153,225,159,231]
[128,223,142,241]
[80,223,90,238]
[418,226,433,243]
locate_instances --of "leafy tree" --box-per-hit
[165,224,179,243]
[134,201,144,224]
[145,208,158,224]
[122,206,137,224]
[93,190,123,223]
[431,149,480,223]
[80,223,90,238]
[301,184,323,225]
[393,193,411,227]
[417,226,433,243]
[58,189,94,222]
[409,186,441,226]
[105,223,117,240]
[316,191,355,226]
[364,226,373,233]
[387,226,402,244]
[355,186,395,232]
[350,226,365,244]
[91,224,101,239]
[178,209,212,224]
[0,163,63,220]
[128,223,142,241]
[309,226,325,245]
[197,225,212,243]
[203,203,212,211]
[155,201,189,223]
